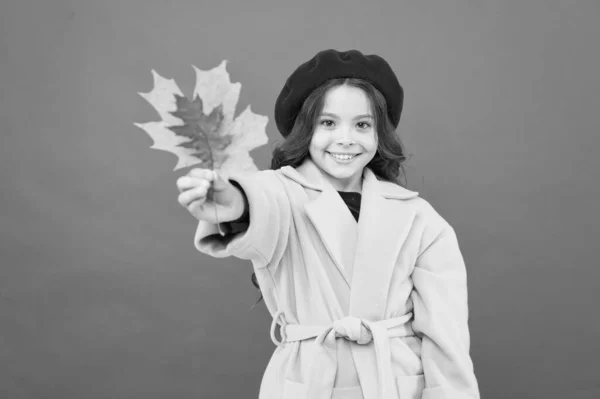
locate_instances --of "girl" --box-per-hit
[176,49,480,399]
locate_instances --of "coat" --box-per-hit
[194,157,480,399]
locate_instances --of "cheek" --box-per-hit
[367,133,378,151]
[310,130,328,149]
[357,134,377,151]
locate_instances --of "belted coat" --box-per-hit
[194,157,480,399]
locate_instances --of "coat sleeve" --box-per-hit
[193,169,292,267]
[410,221,480,399]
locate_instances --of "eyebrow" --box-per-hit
[319,112,374,120]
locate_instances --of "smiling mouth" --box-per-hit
[327,152,361,160]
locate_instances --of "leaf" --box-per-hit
[134,60,268,177]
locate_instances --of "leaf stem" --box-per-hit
[192,122,225,237]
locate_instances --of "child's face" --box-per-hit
[309,84,378,192]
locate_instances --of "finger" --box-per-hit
[177,176,210,193]
[187,196,207,211]
[178,186,209,207]
[178,188,207,208]
[188,168,215,181]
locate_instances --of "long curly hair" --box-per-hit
[250,77,410,305]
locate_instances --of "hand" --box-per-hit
[176,168,244,224]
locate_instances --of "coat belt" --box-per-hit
[270,311,415,399]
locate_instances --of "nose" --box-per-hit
[335,125,355,146]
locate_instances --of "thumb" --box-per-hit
[210,170,230,192]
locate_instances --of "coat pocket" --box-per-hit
[283,378,363,399]
[395,374,425,399]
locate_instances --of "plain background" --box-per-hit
[1,0,599,398]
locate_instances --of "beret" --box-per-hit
[274,49,404,138]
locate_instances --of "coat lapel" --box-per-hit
[304,189,357,287]
[282,159,358,288]
[348,170,417,320]
[280,158,419,318]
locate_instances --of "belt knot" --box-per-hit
[332,316,373,344]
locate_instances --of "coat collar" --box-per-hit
[280,158,419,320]
[279,157,419,199]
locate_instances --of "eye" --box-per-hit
[320,119,335,127]
[357,121,372,129]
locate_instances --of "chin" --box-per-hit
[325,166,359,179]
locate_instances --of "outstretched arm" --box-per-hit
[194,170,292,267]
